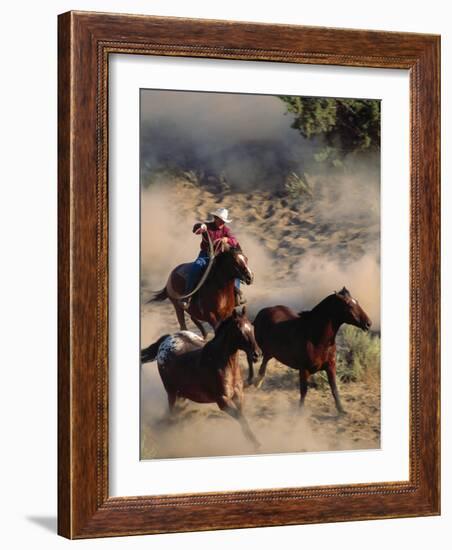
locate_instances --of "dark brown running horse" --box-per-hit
[141,307,261,449]
[252,287,371,415]
[148,243,253,339]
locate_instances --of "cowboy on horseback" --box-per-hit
[181,207,246,309]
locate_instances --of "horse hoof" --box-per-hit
[244,378,253,388]
[253,441,262,452]
[338,409,348,417]
[254,377,264,389]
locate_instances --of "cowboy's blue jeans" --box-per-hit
[187,251,241,293]
[187,251,210,292]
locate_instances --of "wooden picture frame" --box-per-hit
[58,11,440,539]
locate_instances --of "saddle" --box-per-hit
[173,262,205,295]
[172,262,205,311]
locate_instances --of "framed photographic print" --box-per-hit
[58,11,440,539]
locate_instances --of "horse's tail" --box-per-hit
[147,287,168,303]
[141,334,170,364]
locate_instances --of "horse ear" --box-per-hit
[241,305,247,316]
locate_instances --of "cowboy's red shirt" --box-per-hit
[193,221,239,252]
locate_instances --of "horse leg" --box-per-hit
[167,391,177,416]
[299,368,309,413]
[232,382,245,411]
[326,362,346,415]
[171,299,187,331]
[254,355,270,388]
[244,354,254,387]
[217,396,260,450]
[155,388,178,427]
[190,315,207,339]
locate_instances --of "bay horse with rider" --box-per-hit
[148,208,253,338]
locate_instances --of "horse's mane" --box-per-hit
[298,293,340,318]
[313,293,337,311]
[202,315,239,365]
[208,246,243,280]
[297,310,312,320]
[213,246,242,262]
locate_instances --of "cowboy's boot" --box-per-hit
[234,288,246,307]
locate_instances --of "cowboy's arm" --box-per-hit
[193,222,207,235]
[223,226,238,247]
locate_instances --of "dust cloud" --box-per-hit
[241,248,380,329]
[141,185,199,289]
[141,90,322,191]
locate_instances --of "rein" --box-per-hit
[166,230,216,300]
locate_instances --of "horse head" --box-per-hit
[216,307,261,362]
[333,287,372,331]
[214,246,254,285]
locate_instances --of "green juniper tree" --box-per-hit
[279,96,381,166]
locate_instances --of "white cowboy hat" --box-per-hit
[209,207,232,223]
